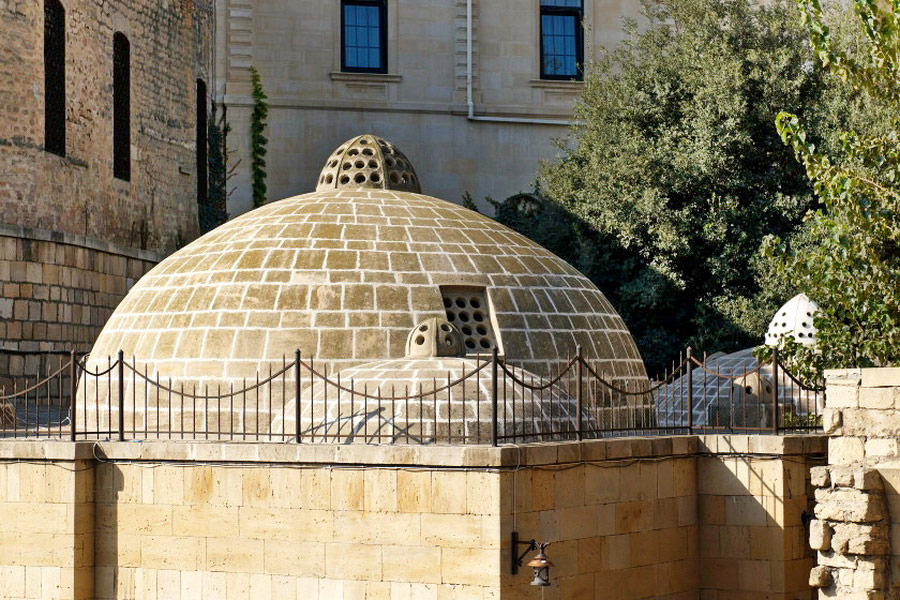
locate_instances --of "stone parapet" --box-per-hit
[0,434,825,600]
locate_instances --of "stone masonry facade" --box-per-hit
[0,0,212,251]
[0,0,213,361]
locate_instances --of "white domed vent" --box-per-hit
[405,318,465,358]
[316,134,421,193]
[765,293,819,347]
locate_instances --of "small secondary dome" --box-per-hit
[316,134,421,193]
[765,293,819,347]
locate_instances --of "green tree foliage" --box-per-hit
[200,105,231,233]
[505,0,864,373]
[767,0,900,370]
[250,66,269,209]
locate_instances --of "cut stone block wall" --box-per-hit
[698,436,821,600]
[0,435,824,600]
[0,225,161,377]
[0,444,94,600]
[808,368,900,599]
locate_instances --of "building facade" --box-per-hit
[0,0,213,365]
[218,0,640,215]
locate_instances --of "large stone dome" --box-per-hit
[87,136,646,388]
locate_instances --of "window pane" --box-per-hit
[343,2,384,71]
[540,0,582,7]
[113,32,131,181]
[541,14,578,77]
[44,0,66,156]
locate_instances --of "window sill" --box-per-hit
[529,79,584,91]
[330,71,402,83]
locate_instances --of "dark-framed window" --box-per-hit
[341,0,387,73]
[113,32,131,181]
[540,0,584,80]
[44,0,66,157]
[196,79,208,206]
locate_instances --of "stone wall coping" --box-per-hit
[0,434,826,467]
[0,440,95,461]
[0,222,165,263]
[825,367,900,388]
[861,367,900,388]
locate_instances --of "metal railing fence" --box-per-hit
[0,347,823,445]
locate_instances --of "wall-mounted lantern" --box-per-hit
[527,544,553,587]
[511,532,554,586]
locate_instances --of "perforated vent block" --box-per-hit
[440,286,500,355]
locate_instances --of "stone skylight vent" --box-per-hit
[441,286,501,355]
[316,134,421,193]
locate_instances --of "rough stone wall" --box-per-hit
[0,435,824,600]
[808,368,900,599]
[0,0,212,252]
[0,225,161,378]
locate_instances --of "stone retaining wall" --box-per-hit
[0,225,161,377]
[0,435,824,600]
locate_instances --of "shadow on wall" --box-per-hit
[95,455,124,599]
[696,438,820,598]
[493,436,823,598]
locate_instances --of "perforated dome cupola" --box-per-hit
[316,135,421,193]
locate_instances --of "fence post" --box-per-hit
[575,345,583,441]
[294,349,302,444]
[771,348,779,433]
[491,347,499,447]
[686,347,693,434]
[69,350,77,442]
[117,350,125,441]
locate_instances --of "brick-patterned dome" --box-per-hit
[86,139,646,390]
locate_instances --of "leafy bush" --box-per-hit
[768,0,900,370]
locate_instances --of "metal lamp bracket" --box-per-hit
[511,531,537,575]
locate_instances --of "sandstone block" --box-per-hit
[381,545,441,584]
[829,437,866,466]
[810,520,833,551]
[810,466,831,488]
[440,547,497,586]
[814,488,885,523]
[818,550,858,569]
[861,367,900,388]
[865,439,899,459]
[827,384,860,408]
[325,542,382,580]
[809,565,832,588]
[853,469,884,492]
[831,523,889,555]
[852,565,886,590]
[831,467,855,488]
[859,388,895,410]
